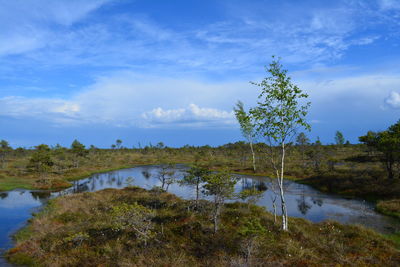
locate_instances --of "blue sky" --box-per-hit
[1,0,400,148]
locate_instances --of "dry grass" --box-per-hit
[8,187,400,267]
[377,199,400,219]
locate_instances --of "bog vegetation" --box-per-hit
[7,187,400,266]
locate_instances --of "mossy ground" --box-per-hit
[7,187,400,266]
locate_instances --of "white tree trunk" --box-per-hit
[249,141,256,172]
[279,142,288,231]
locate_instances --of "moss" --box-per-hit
[8,187,400,266]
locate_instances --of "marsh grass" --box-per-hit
[7,187,400,266]
[377,199,400,219]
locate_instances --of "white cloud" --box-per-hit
[385,91,400,108]
[142,104,235,128]
[0,72,249,128]
[0,96,81,124]
[1,69,400,133]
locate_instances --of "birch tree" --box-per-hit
[249,57,310,231]
[234,101,257,172]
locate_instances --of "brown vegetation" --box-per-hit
[7,187,400,266]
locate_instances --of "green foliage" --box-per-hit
[296,132,310,146]
[110,202,155,244]
[359,131,379,148]
[359,120,400,179]
[203,170,238,232]
[156,164,176,191]
[238,217,267,238]
[250,57,311,144]
[27,144,54,174]
[116,139,123,149]
[248,56,311,231]
[335,131,345,145]
[180,165,210,208]
[70,140,88,168]
[70,139,87,158]
[0,139,12,168]
[202,171,238,201]
[0,139,12,151]
[234,101,256,141]
[234,101,257,172]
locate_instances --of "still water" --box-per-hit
[1,164,399,265]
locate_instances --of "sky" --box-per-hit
[0,0,400,148]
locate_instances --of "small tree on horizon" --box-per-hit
[27,144,54,176]
[296,132,310,165]
[0,140,12,169]
[70,140,87,168]
[335,131,345,146]
[116,139,123,149]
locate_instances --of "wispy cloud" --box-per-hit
[379,0,400,10]
[0,0,108,56]
[0,96,80,125]
[0,0,395,73]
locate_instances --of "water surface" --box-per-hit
[1,165,399,265]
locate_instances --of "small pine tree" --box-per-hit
[203,170,238,233]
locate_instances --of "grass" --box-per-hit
[377,199,400,219]
[385,232,400,249]
[0,176,35,191]
[7,187,400,266]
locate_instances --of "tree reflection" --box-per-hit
[31,191,51,200]
[311,197,323,207]
[296,195,312,215]
[241,179,268,192]
[142,170,151,180]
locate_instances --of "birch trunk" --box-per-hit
[279,142,288,231]
[249,141,256,172]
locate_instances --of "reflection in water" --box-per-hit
[1,164,400,263]
[311,197,323,207]
[296,195,312,215]
[30,191,51,205]
[142,170,151,179]
[241,178,268,192]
